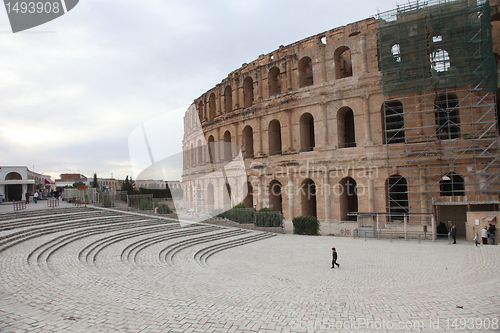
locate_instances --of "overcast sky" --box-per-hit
[0,0,399,181]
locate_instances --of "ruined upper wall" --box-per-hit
[223,17,378,80]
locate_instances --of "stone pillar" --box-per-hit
[363,96,374,145]
[322,103,329,147]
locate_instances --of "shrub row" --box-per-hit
[218,206,284,228]
[292,216,320,235]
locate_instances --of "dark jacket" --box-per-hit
[489,225,496,235]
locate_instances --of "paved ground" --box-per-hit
[0,201,498,332]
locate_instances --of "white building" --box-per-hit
[0,166,53,202]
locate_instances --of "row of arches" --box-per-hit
[184,171,466,221]
[187,88,481,169]
[184,109,356,167]
[198,47,353,122]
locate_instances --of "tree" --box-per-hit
[92,173,99,188]
[121,175,136,195]
[72,181,85,188]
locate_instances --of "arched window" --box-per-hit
[207,135,215,164]
[300,113,315,152]
[383,100,405,144]
[207,183,214,211]
[301,178,317,217]
[298,56,313,87]
[223,131,232,161]
[339,177,358,221]
[435,93,460,139]
[190,143,194,167]
[5,172,22,180]
[243,181,253,208]
[268,120,282,155]
[335,47,353,79]
[224,85,232,112]
[338,107,356,148]
[198,101,204,122]
[440,172,464,196]
[387,175,409,221]
[269,180,282,212]
[197,139,203,165]
[242,125,254,158]
[243,76,254,108]
[268,67,281,95]
[208,93,216,122]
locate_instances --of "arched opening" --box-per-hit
[5,172,22,180]
[335,46,353,79]
[243,181,253,208]
[198,101,204,122]
[440,172,465,196]
[242,125,254,158]
[298,56,313,88]
[301,178,317,217]
[268,67,281,95]
[435,93,460,140]
[206,183,215,212]
[208,93,216,122]
[387,175,409,221]
[383,100,405,144]
[338,107,356,148]
[300,113,315,152]
[224,85,233,112]
[223,131,232,161]
[268,120,282,155]
[190,143,194,167]
[207,135,215,164]
[197,139,203,165]
[269,180,282,212]
[243,76,254,108]
[339,177,358,221]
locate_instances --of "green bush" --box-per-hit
[218,207,254,224]
[138,199,154,210]
[292,215,320,235]
[156,203,172,214]
[255,209,283,227]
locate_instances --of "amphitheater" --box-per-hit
[182,0,500,240]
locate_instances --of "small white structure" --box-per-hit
[0,166,52,202]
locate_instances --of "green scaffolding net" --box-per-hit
[377,0,497,96]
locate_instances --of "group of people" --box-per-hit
[24,190,60,204]
[475,224,496,246]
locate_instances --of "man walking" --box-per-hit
[331,248,340,269]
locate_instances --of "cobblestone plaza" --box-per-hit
[0,203,498,332]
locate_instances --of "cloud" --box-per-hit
[0,0,399,179]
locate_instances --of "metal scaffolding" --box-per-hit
[377,0,499,219]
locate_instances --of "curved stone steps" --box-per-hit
[194,232,276,265]
[121,225,222,265]
[82,223,183,266]
[0,209,116,231]
[0,215,157,253]
[159,229,251,264]
[27,218,156,265]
